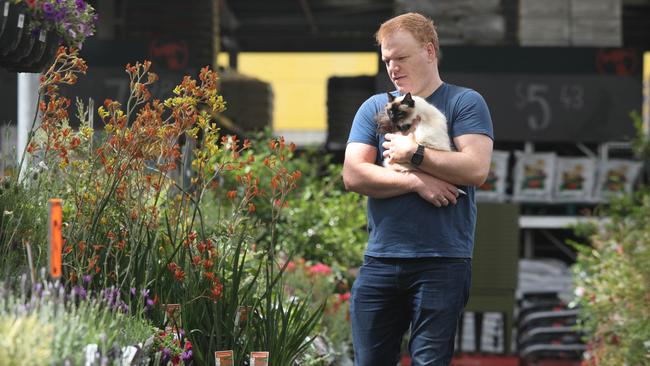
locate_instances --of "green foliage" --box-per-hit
[1,48,326,365]
[278,161,367,269]
[572,186,650,365]
[219,132,368,270]
[0,176,49,277]
[0,278,156,365]
[0,315,53,366]
[283,259,352,363]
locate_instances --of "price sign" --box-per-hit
[445,73,641,142]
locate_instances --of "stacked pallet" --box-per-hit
[396,0,507,45]
[519,0,621,47]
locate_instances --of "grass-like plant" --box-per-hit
[0,276,156,365]
[0,46,324,364]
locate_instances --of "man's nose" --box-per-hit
[387,60,399,73]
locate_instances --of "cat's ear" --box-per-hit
[386,92,395,102]
[402,92,415,107]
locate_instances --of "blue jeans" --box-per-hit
[350,256,472,366]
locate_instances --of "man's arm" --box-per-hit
[342,142,462,206]
[382,133,493,186]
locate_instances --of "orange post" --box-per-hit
[48,199,63,280]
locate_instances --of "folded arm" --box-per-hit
[342,142,462,207]
[382,133,494,187]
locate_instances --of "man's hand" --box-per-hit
[409,170,460,207]
[382,133,417,163]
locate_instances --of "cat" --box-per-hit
[377,92,451,172]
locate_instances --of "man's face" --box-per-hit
[380,30,436,97]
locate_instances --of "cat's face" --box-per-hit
[385,92,415,132]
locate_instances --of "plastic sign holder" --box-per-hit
[48,198,62,279]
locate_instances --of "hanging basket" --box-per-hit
[0,1,28,56]
[0,1,61,73]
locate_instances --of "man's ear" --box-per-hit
[426,42,436,62]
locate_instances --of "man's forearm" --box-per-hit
[417,149,487,187]
[342,162,415,198]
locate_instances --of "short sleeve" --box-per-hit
[450,90,494,140]
[347,96,381,147]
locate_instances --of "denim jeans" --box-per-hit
[350,256,472,366]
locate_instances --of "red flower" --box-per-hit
[174,269,185,282]
[338,292,351,302]
[285,261,296,273]
[308,263,332,276]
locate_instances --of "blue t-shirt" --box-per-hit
[347,82,494,258]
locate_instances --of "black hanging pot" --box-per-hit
[0,1,29,56]
[1,12,35,62]
[0,1,10,39]
[12,29,59,72]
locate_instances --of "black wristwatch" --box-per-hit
[411,144,425,166]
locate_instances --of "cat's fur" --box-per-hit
[377,92,451,172]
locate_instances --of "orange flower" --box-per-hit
[192,255,201,266]
[174,269,185,282]
[202,259,213,269]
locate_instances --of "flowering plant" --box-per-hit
[21,0,97,48]
[2,46,322,364]
[154,329,193,366]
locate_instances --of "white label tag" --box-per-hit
[4,2,9,17]
[17,14,24,28]
[39,29,46,42]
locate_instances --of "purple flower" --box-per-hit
[130,287,137,297]
[33,283,43,297]
[83,275,92,284]
[181,350,192,364]
[72,286,87,300]
[161,348,171,364]
[75,0,86,11]
[42,3,56,20]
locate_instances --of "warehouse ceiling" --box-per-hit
[220,0,650,52]
[220,0,394,51]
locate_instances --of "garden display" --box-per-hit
[0,46,365,365]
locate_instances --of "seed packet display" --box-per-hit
[595,159,643,200]
[250,351,269,366]
[476,150,509,202]
[513,152,556,202]
[553,157,596,202]
[215,350,234,366]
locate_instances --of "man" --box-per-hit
[342,12,494,366]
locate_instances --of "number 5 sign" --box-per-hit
[445,73,640,142]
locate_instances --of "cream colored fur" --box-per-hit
[384,94,450,172]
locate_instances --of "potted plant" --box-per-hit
[0,0,96,72]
